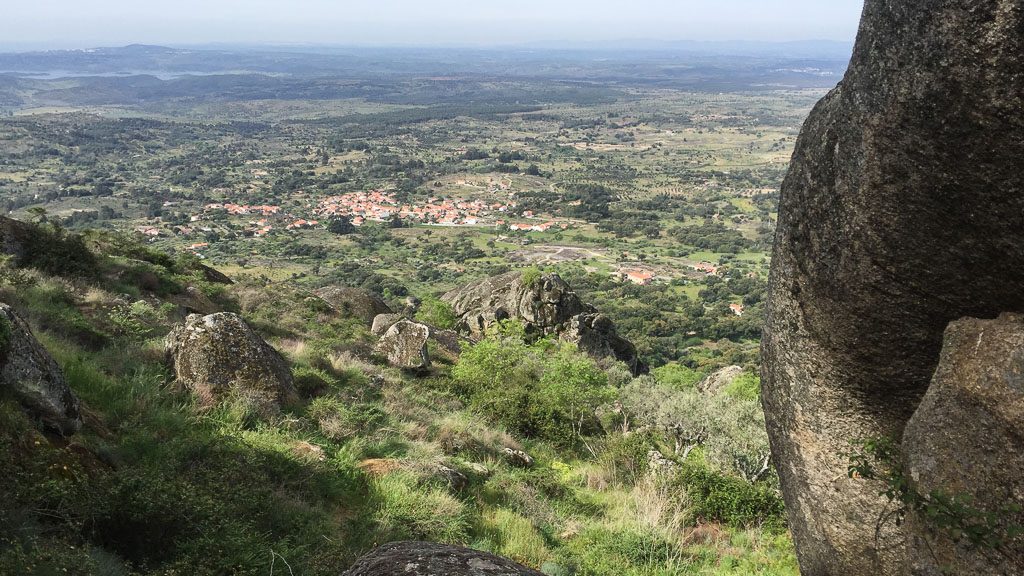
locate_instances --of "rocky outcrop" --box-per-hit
[344,541,543,576]
[315,286,392,326]
[761,1,1024,575]
[0,304,81,434]
[370,313,404,336]
[697,365,743,395]
[563,312,644,375]
[901,314,1024,575]
[444,271,644,374]
[374,320,430,370]
[444,271,588,338]
[165,313,297,413]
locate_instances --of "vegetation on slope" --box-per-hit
[0,224,794,575]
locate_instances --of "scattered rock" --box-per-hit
[0,303,81,434]
[697,365,743,395]
[901,314,1024,575]
[315,286,392,325]
[465,462,491,478]
[165,313,297,414]
[502,447,534,468]
[290,440,326,463]
[647,450,677,475]
[343,541,543,576]
[426,327,463,363]
[370,313,403,336]
[0,216,36,262]
[375,320,431,370]
[433,463,469,491]
[444,271,645,374]
[761,1,1024,573]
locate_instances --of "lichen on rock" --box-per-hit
[165,312,297,414]
[0,303,81,434]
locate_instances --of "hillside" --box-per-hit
[0,217,793,575]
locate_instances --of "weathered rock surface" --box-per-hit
[370,313,404,336]
[697,365,743,395]
[901,314,1024,575]
[343,541,543,576]
[444,271,644,374]
[165,313,297,412]
[564,312,644,375]
[444,271,588,337]
[375,320,430,370]
[0,303,81,434]
[315,286,392,325]
[761,1,1024,574]
[502,447,534,468]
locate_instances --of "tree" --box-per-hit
[327,216,355,235]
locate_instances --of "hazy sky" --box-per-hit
[2,0,865,49]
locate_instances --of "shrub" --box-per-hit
[670,462,785,529]
[453,334,612,447]
[520,266,542,287]
[724,371,760,400]
[415,298,458,330]
[651,363,703,390]
[558,525,690,576]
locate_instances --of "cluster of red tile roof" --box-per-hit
[622,270,656,285]
[693,262,720,276]
[204,203,281,216]
[315,191,516,226]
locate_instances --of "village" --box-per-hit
[133,189,580,252]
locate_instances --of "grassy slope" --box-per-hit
[0,225,796,575]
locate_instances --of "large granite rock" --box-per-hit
[444,271,644,374]
[0,304,81,434]
[901,314,1024,575]
[761,1,1024,574]
[563,312,644,376]
[343,541,543,576]
[697,365,744,395]
[375,320,431,370]
[165,313,297,413]
[315,287,393,326]
[371,313,404,337]
[444,271,589,338]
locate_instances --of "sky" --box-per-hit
[0,0,865,50]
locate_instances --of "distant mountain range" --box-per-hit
[0,42,853,78]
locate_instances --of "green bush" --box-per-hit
[453,332,612,447]
[558,525,690,576]
[415,298,458,329]
[670,462,785,529]
[520,267,542,286]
